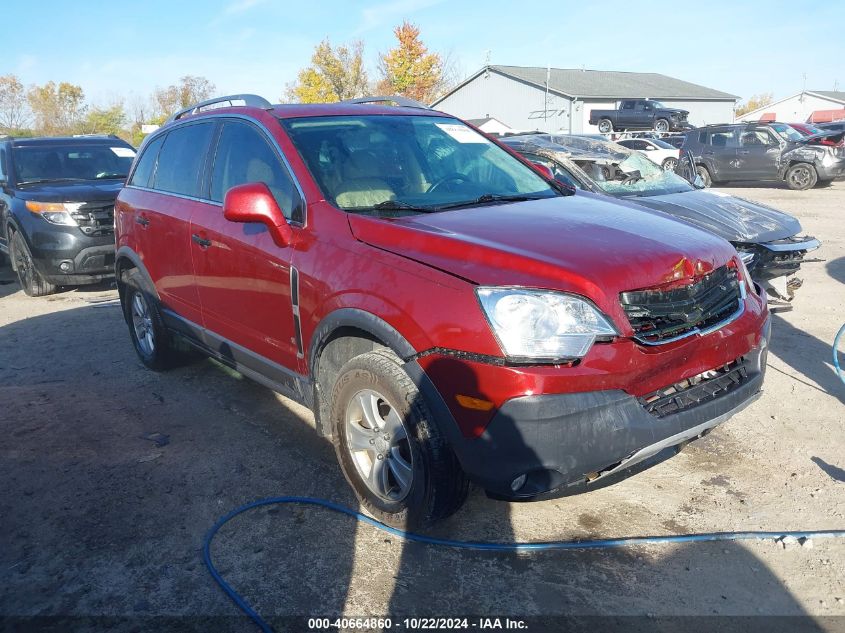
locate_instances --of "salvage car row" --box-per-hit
[0,94,824,528]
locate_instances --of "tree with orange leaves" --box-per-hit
[377,21,444,104]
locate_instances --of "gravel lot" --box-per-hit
[1,182,844,632]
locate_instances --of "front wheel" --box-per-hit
[654,118,670,133]
[785,163,818,190]
[597,119,613,134]
[661,157,678,171]
[331,349,468,529]
[10,230,56,297]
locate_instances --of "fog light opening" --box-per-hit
[510,473,527,492]
[59,261,73,272]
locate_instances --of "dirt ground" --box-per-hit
[1,182,844,632]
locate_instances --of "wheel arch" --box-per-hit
[308,308,417,437]
[115,246,159,308]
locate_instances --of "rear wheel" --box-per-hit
[10,230,56,297]
[785,163,817,190]
[331,349,468,529]
[121,269,183,371]
[597,119,613,134]
[695,165,713,188]
[654,119,670,133]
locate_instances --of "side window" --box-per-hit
[629,140,649,150]
[742,128,777,146]
[152,122,215,197]
[0,148,6,181]
[634,101,646,112]
[707,128,739,149]
[697,130,707,144]
[621,101,635,111]
[210,121,302,222]
[128,135,164,188]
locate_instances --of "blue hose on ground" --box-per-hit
[203,495,845,633]
[834,323,845,385]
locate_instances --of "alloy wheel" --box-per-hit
[344,388,414,502]
[131,292,155,356]
[789,166,812,189]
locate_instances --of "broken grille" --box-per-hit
[70,203,115,237]
[620,265,742,345]
[639,357,749,418]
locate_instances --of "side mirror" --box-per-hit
[223,182,293,247]
[693,175,706,189]
[531,162,554,179]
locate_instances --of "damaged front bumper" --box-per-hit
[418,316,771,501]
[738,236,821,302]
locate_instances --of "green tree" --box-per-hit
[80,103,126,136]
[736,93,774,117]
[377,21,443,104]
[285,39,368,103]
[0,74,30,132]
[27,81,86,135]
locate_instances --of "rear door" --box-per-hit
[190,118,305,375]
[619,101,638,128]
[701,127,740,180]
[736,126,780,178]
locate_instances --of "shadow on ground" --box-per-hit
[0,303,827,632]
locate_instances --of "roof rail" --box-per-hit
[165,94,273,125]
[342,95,430,109]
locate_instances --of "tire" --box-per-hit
[661,157,678,171]
[10,230,56,297]
[695,165,712,188]
[121,269,182,371]
[331,349,469,530]
[785,163,818,191]
[654,119,670,133]
[597,119,613,134]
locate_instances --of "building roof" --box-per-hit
[433,65,739,105]
[807,91,845,104]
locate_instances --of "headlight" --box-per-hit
[476,287,618,361]
[25,201,79,226]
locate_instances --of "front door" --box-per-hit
[190,119,305,377]
[736,127,781,179]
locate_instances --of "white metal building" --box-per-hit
[432,65,738,133]
[736,91,845,124]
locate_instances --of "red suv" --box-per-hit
[115,95,770,528]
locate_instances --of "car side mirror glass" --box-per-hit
[693,175,706,189]
[223,182,293,247]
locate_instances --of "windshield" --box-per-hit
[770,124,804,143]
[13,144,136,185]
[281,115,558,214]
[649,101,667,109]
[575,151,693,197]
[651,139,675,149]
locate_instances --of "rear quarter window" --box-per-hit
[128,135,165,188]
[152,122,215,197]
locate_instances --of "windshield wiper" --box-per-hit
[370,200,437,213]
[16,178,86,186]
[435,193,544,210]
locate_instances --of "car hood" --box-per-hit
[13,180,124,203]
[627,189,801,243]
[348,193,737,318]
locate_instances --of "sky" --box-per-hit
[4,0,843,110]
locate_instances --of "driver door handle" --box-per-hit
[192,234,212,249]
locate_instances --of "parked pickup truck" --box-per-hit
[590,99,690,134]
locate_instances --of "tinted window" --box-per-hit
[12,143,136,184]
[0,148,6,180]
[153,122,214,197]
[210,121,302,222]
[706,128,739,148]
[129,135,164,188]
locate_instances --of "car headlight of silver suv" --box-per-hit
[476,287,618,362]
